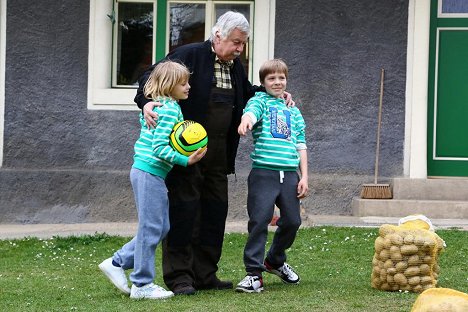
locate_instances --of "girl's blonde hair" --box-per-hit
[143,61,190,100]
[259,59,288,83]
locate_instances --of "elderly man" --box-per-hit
[134,11,291,295]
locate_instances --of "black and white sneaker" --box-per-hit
[264,260,300,284]
[235,275,264,293]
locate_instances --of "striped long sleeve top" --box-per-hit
[132,97,189,179]
[243,91,307,171]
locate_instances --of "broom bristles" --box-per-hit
[360,183,392,199]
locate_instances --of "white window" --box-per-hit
[88,0,275,110]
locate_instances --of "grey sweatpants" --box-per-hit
[243,168,302,274]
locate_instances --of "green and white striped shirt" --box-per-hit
[243,92,307,171]
[133,97,189,178]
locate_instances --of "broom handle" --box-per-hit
[374,68,385,184]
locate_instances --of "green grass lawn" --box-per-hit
[0,226,466,312]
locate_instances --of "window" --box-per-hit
[113,1,155,87]
[439,0,468,17]
[112,0,252,87]
[88,0,275,110]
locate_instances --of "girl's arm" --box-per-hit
[151,110,189,167]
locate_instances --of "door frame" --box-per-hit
[426,0,468,177]
[404,0,431,179]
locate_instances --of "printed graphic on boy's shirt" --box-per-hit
[269,106,291,140]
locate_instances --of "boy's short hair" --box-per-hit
[259,59,288,83]
[144,61,190,100]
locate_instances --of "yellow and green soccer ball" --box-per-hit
[169,120,208,156]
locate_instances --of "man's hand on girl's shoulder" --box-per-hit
[143,101,163,128]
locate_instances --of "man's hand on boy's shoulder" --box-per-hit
[283,91,295,108]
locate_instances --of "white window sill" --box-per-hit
[87,88,139,111]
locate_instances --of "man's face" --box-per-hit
[214,28,248,61]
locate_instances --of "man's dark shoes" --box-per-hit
[196,278,233,290]
[172,283,196,295]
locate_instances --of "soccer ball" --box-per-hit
[169,120,208,156]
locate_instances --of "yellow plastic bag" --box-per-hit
[411,288,468,312]
[371,215,445,293]
[399,214,435,232]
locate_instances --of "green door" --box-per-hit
[427,0,468,177]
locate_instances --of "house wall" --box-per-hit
[270,0,408,214]
[0,0,409,223]
[0,0,137,223]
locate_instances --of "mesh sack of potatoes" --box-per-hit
[410,288,468,312]
[371,215,445,293]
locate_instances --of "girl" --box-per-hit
[99,61,206,299]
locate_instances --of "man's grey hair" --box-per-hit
[209,11,250,41]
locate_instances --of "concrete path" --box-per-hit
[0,215,466,239]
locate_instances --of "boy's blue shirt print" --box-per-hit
[269,106,291,140]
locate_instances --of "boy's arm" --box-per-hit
[238,97,264,135]
[238,114,254,136]
[295,108,308,198]
[295,108,307,146]
[297,149,309,198]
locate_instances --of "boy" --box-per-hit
[236,59,308,293]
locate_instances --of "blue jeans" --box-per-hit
[112,168,170,286]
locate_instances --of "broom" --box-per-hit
[361,68,392,199]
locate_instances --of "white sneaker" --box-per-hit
[235,275,264,293]
[264,260,300,284]
[98,257,131,295]
[130,283,174,300]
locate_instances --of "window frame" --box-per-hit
[88,0,275,110]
